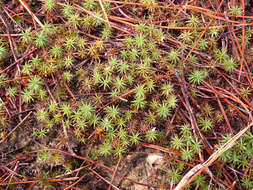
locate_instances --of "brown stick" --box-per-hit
[108,157,122,190]
[0,111,33,145]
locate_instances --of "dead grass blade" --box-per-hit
[175,122,253,190]
[18,0,43,27]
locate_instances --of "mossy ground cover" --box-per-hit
[0,0,252,189]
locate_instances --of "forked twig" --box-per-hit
[91,169,120,190]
